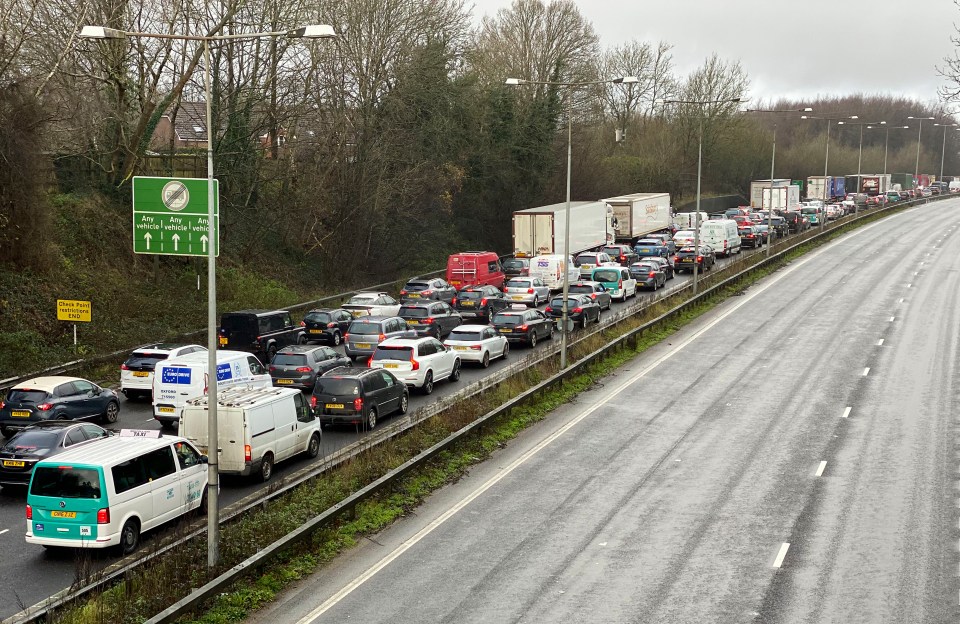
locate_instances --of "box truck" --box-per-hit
[512,201,611,257]
[750,179,793,208]
[806,176,846,201]
[602,192,671,243]
[673,211,709,230]
[890,173,913,190]
[760,185,800,211]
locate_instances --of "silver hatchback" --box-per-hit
[344,316,417,361]
[503,277,550,307]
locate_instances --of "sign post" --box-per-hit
[132,177,219,257]
[57,299,91,349]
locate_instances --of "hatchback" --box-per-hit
[0,377,120,438]
[301,308,354,346]
[491,306,554,347]
[600,244,639,266]
[503,277,551,307]
[399,278,457,303]
[574,252,617,279]
[567,281,612,310]
[369,337,461,394]
[443,325,509,368]
[634,239,670,259]
[270,345,352,391]
[0,421,111,488]
[631,261,667,290]
[545,294,602,329]
[398,301,462,339]
[642,256,675,280]
[738,226,762,248]
[311,368,409,430]
[673,245,716,273]
[454,285,510,322]
[344,316,417,360]
[502,258,530,278]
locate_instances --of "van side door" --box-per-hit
[173,441,206,512]
[292,392,317,452]
[143,446,181,527]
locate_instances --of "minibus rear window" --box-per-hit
[30,466,101,499]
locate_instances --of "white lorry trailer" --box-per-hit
[750,179,795,209]
[603,192,672,243]
[512,201,611,257]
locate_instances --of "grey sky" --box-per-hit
[470,0,960,108]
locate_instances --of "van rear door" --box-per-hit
[27,464,106,545]
[217,406,246,473]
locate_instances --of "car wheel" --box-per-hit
[160,419,176,430]
[530,332,538,348]
[332,332,342,347]
[501,342,509,359]
[481,352,490,368]
[259,453,274,483]
[297,334,307,345]
[267,345,278,362]
[102,401,120,424]
[580,316,587,330]
[652,280,657,292]
[119,519,140,556]
[422,371,434,395]
[398,393,409,415]
[596,311,602,324]
[450,359,461,382]
[532,295,539,307]
[307,433,321,458]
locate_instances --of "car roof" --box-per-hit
[131,343,200,353]
[277,345,326,354]
[161,350,252,366]
[377,337,436,346]
[449,324,494,332]
[351,291,390,297]
[17,421,93,431]
[320,367,376,379]
[400,301,441,308]
[349,315,399,323]
[12,376,85,392]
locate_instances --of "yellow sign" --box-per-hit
[57,299,91,322]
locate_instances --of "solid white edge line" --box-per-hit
[863,368,870,376]
[773,543,790,568]
[0,529,8,536]
[815,461,827,477]
[841,407,852,419]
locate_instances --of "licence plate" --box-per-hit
[454,346,469,351]
[406,320,418,326]
[511,295,525,300]
[158,406,176,413]
[2,460,25,468]
[383,363,399,369]
[350,311,364,318]
[11,410,30,418]
[50,511,76,519]
[325,403,344,409]
[408,293,421,298]
[309,329,323,334]
[218,336,228,346]
[582,264,593,269]
[461,301,475,307]
[132,371,149,378]
[356,343,371,349]
[500,328,513,333]
[276,379,294,385]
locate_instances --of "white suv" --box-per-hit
[369,337,461,394]
[120,343,206,400]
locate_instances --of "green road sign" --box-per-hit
[132,176,219,256]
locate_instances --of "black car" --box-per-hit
[218,309,306,362]
[545,294,602,329]
[399,278,457,304]
[454,285,510,322]
[269,345,352,391]
[398,301,463,339]
[301,308,354,346]
[567,281,613,310]
[0,376,120,438]
[738,226,762,248]
[311,368,409,430]
[601,244,639,266]
[673,245,716,273]
[491,306,554,347]
[0,421,111,488]
[502,257,530,278]
[630,261,667,290]
[642,255,675,280]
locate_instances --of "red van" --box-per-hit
[446,252,505,291]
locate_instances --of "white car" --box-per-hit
[443,325,509,368]
[575,251,619,279]
[369,337,461,394]
[120,343,206,400]
[503,277,551,307]
[342,292,401,318]
[672,230,696,247]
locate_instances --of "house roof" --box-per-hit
[164,101,207,143]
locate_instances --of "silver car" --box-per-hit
[344,316,417,361]
[503,277,550,307]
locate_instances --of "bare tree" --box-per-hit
[598,39,677,141]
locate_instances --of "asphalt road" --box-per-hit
[0,236,756,619]
[244,199,960,624]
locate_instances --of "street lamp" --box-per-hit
[907,116,936,178]
[867,124,909,193]
[506,75,638,369]
[837,120,884,214]
[802,114,860,219]
[80,22,336,568]
[662,97,742,294]
[934,122,958,182]
[745,107,812,251]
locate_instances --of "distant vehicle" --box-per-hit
[453,285,510,322]
[269,345,352,391]
[443,325,509,368]
[0,421,111,488]
[344,316,416,361]
[643,232,677,254]
[0,376,120,438]
[120,343,206,401]
[545,294,602,329]
[574,251,618,279]
[604,192,672,243]
[399,278,457,304]
[590,266,638,301]
[491,306,555,347]
[634,238,670,259]
[738,226,762,248]
[674,245,716,273]
[398,301,463,339]
[529,254,580,291]
[342,292,402,318]
[600,244,639,266]
[369,337,461,394]
[503,277,551,307]
[698,219,741,257]
[640,255,675,280]
[672,230,696,248]
[502,257,530,278]
[312,368,408,430]
[446,251,504,290]
[630,260,667,291]
[567,281,613,310]
[217,310,305,362]
[301,308,354,346]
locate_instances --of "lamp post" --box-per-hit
[506,75,638,369]
[867,124,909,197]
[934,122,958,182]
[80,23,336,568]
[662,97,742,294]
[907,116,936,178]
[745,107,812,250]
[802,114,860,216]
[837,120,884,214]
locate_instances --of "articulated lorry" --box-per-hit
[806,176,846,201]
[512,201,612,257]
[603,192,672,243]
[750,179,794,208]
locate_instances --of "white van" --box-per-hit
[179,386,320,482]
[673,211,708,230]
[153,350,271,429]
[26,429,208,555]
[698,219,741,257]
[529,254,580,291]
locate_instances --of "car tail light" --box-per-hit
[25,504,31,520]
[327,322,336,328]
[244,445,252,462]
[295,367,311,372]
[572,307,583,314]
[269,366,276,372]
[451,298,457,306]
[620,255,626,261]
[697,256,704,262]
[97,508,110,524]
[527,288,534,294]
[517,324,528,331]
[648,272,656,278]
[421,290,433,296]
[310,395,317,408]
[344,333,350,341]
[378,333,386,342]
[470,345,481,350]
[37,403,52,411]
[367,356,373,366]
[422,318,434,324]
[545,306,552,313]
[618,280,623,289]
[673,256,679,263]
[0,400,4,410]
[353,397,363,411]
[480,298,488,306]
[121,364,129,370]
[299,321,306,327]
[411,355,420,370]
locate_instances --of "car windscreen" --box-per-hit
[347,295,376,305]
[550,298,581,308]
[5,389,48,404]
[372,346,413,361]
[458,290,484,301]
[592,269,620,282]
[502,260,526,270]
[568,285,595,294]
[400,307,429,318]
[124,352,169,366]
[505,280,530,288]
[574,255,597,266]
[30,466,101,499]
[314,378,360,396]
[632,264,656,272]
[272,354,308,366]
[448,330,483,341]
[347,322,383,335]
[304,311,332,323]
[403,282,430,291]
[2,430,59,453]
[492,314,522,326]
[601,247,622,256]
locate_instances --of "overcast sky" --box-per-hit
[470,0,960,108]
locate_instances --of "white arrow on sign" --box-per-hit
[172,234,180,251]
[144,232,152,250]
[200,235,208,253]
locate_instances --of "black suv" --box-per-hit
[302,308,354,346]
[312,368,409,430]
[454,285,510,322]
[218,310,306,363]
[398,301,463,339]
[269,345,352,391]
[601,244,639,266]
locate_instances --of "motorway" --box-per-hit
[0,236,743,618]
[242,198,960,624]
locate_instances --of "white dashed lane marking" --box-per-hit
[773,543,791,568]
[815,461,827,477]
[841,407,852,419]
